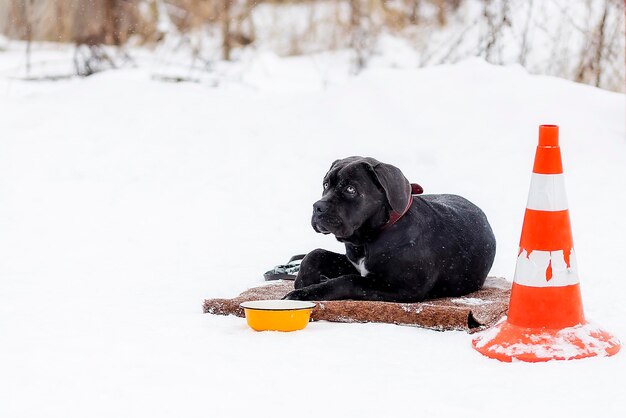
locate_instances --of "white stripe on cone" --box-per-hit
[526,173,569,212]
[514,249,579,287]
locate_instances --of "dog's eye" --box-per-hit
[323,182,329,190]
[346,185,356,194]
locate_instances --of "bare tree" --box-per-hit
[222,0,232,60]
[591,0,609,87]
[574,0,622,89]
[409,0,421,25]
[518,0,533,66]
[21,0,33,75]
[350,0,365,71]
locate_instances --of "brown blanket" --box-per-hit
[203,277,510,333]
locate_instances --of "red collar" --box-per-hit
[382,183,423,229]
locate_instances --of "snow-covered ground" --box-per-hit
[1,48,624,417]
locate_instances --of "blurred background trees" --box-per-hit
[0,0,623,91]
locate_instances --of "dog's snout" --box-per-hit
[314,201,329,214]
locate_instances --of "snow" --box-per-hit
[473,320,621,360]
[1,46,625,417]
[451,297,492,306]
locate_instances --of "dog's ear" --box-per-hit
[325,157,364,180]
[328,159,342,172]
[328,156,363,172]
[367,160,411,213]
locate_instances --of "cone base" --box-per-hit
[472,318,621,362]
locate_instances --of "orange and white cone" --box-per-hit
[472,125,621,362]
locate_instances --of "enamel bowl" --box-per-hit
[240,300,316,332]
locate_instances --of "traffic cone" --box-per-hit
[472,125,621,362]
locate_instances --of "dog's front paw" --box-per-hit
[282,288,312,301]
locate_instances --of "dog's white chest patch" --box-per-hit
[350,258,369,277]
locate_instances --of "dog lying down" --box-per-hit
[284,156,496,303]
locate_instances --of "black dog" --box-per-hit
[283,156,496,302]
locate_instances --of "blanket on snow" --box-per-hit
[203,276,510,333]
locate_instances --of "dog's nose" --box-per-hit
[313,201,329,214]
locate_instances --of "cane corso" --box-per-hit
[283,156,496,302]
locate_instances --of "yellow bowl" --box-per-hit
[240,300,316,332]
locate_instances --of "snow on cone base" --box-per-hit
[472,319,621,362]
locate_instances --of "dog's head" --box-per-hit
[311,156,412,241]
